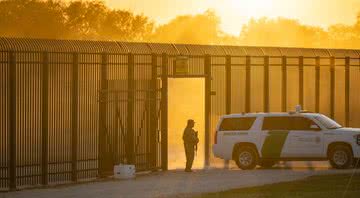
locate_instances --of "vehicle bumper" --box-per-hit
[353,144,360,158]
[212,144,222,158]
[212,144,232,160]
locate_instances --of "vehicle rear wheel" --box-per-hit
[329,145,353,169]
[258,160,277,169]
[234,146,258,170]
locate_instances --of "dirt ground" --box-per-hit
[3,165,358,198]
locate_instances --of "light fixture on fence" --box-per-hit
[174,56,189,75]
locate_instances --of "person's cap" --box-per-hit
[187,119,195,124]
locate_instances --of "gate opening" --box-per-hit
[168,78,205,170]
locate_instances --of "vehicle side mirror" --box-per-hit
[310,124,320,130]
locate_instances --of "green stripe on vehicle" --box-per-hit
[261,131,289,158]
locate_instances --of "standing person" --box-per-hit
[182,119,199,172]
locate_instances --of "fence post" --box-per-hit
[224,55,231,168]
[330,57,335,119]
[127,53,135,165]
[282,56,287,112]
[315,56,320,113]
[225,55,231,115]
[161,53,168,170]
[41,52,49,185]
[204,54,212,168]
[345,57,350,126]
[150,54,158,169]
[264,56,270,112]
[245,56,251,112]
[8,51,16,191]
[71,53,78,182]
[99,52,108,177]
[299,56,304,108]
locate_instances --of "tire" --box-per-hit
[258,160,277,169]
[353,158,360,168]
[328,145,353,169]
[234,146,258,170]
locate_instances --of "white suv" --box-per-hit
[212,110,360,170]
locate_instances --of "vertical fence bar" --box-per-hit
[315,56,320,113]
[204,54,211,168]
[8,51,16,191]
[225,55,231,114]
[127,53,135,165]
[41,52,49,185]
[245,56,251,113]
[264,56,270,112]
[99,53,107,177]
[299,56,304,107]
[71,53,78,182]
[345,57,350,126]
[224,55,231,167]
[281,56,287,112]
[150,54,158,170]
[161,53,168,170]
[330,57,335,119]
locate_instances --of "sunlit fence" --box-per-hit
[1,38,360,191]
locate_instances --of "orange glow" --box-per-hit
[107,0,360,36]
[168,78,205,170]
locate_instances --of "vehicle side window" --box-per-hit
[262,117,291,130]
[262,116,320,131]
[289,117,320,131]
[219,117,256,131]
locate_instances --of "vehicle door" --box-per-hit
[286,116,324,157]
[260,116,293,158]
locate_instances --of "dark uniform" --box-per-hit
[182,120,199,172]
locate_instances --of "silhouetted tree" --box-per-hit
[0,0,154,41]
[98,10,154,41]
[239,17,329,48]
[327,12,360,48]
[1,0,360,49]
[150,10,223,44]
[0,0,67,39]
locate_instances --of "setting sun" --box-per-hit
[108,0,360,35]
[227,0,274,16]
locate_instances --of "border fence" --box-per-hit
[1,37,360,191]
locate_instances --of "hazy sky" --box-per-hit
[105,0,360,35]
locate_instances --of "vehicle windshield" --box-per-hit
[314,115,342,129]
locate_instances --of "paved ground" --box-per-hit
[3,166,359,198]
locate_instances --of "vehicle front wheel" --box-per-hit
[329,145,353,169]
[258,160,277,169]
[234,146,258,170]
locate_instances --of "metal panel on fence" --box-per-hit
[0,51,9,191]
[47,52,73,185]
[15,52,43,188]
[210,56,226,165]
[77,53,101,180]
[269,57,282,112]
[230,56,246,113]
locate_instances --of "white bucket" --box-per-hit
[114,164,136,179]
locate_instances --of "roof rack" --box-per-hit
[289,110,313,114]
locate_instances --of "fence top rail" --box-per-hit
[1,50,360,62]
[1,37,360,58]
